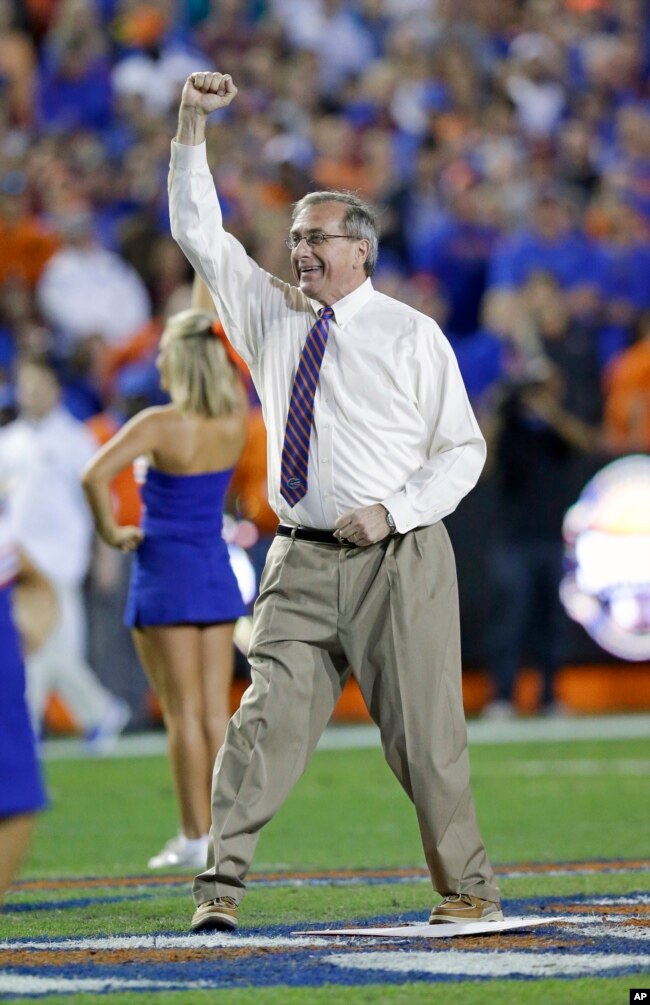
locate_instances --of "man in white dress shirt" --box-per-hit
[169,71,501,932]
[0,354,130,751]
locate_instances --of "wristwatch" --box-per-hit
[384,508,397,534]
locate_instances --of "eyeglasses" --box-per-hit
[284,233,357,251]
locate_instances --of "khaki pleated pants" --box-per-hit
[194,522,500,906]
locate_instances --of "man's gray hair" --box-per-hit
[291,191,379,277]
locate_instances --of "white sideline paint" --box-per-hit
[40,714,650,761]
[251,867,650,887]
[0,919,639,954]
[579,924,650,941]
[493,865,646,880]
[327,950,650,978]
[0,934,330,952]
[465,712,650,746]
[585,895,650,905]
[509,758,650,775]
[341,714,650,748]
[0,977,201,994]
[294,917,563,939]
[3,919,645,995]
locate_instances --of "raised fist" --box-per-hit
[181,72,238,116]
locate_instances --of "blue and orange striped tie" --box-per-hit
[280,306,334,506]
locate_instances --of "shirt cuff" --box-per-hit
[382,493,416,534]
[170,139,208,170]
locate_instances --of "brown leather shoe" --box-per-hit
[429,894,503,924]
[191,896,239,932]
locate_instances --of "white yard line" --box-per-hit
[0,916,637,953]
[465,713,650,746]
[3,917,648,995]
[326,950,650,978]
[0,976,214,995]
[41,714,650,762]
[0,934,327,951]
[474,758,650,776]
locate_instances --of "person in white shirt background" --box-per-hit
[0,352,130,752]
[169,70,502,934]
[36,210,151,353]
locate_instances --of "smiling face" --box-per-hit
[289,201,369,306]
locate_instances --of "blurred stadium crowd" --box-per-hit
[0,0,649,730]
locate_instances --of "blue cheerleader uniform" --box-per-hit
[0,524,47,818]
[124,467,247,627]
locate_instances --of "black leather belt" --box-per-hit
[276,525,356,546]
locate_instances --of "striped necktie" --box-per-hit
[280,306,334,506]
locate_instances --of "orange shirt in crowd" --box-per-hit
[0,218,59,288]
[604,340,650,452]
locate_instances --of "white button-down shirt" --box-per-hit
[169,141,486,532]
[0,407,96,584]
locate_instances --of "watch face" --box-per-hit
[386,511,396,532]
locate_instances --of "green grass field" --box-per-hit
[1,724,649,1004]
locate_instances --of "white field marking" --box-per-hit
[327,950,650,978]
[326,716,650,747]
[40,714,650,761]
[496,867,647,880]
[0,976,206,994]
[584,895,650,905]
[253,865,645,887]
[579,924,650,941]
[0,933,331,952]
[8,865,647,901]
[0,915,640,956]
[465,713,650,746]
[0,920,580,954]
[486,758,650,776]
[295,917,563,939]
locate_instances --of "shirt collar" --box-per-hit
[308,278,374,328]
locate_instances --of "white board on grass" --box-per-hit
[293,916,564,939]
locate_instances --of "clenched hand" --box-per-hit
[181,72,238,116]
